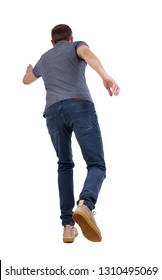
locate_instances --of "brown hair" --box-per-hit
[51,24,72,43]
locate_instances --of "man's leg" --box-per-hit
[72,101,106,209]
[45,103,75,226]
[66,100,106,241]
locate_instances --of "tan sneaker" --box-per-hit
[72,200,102,242]
[63,225,78,243]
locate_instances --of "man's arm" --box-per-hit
[22,64,38,84]
[77,45,120,96]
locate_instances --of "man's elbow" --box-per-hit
[22,76,35,85]
[22,74,30,84]
[23,78,30,85]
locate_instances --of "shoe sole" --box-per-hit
[63,232,78,243]
[72,211,102,242]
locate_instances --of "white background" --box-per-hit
[0,0,162,279]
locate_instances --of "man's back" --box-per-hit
[33,41,93,111]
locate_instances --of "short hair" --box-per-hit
[51,24,72,43]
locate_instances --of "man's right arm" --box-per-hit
[22,64,38,85]
[77,45,120,96]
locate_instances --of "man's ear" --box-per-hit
[70,37,74,42]
[51,39,55,46]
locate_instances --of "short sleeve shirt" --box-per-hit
[33,41,93,112]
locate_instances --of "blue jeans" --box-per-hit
[44,99,106,226]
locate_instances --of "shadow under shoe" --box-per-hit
[72,200,102,242]
[63,225,78,243]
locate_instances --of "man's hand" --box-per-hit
[26,64,33,73]
[103,75,120,96]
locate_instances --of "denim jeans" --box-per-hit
[44,99,106,226]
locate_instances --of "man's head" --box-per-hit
[51,24,73,45]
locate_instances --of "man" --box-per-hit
[23,24,120,243]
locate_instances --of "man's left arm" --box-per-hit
[22,64,38,84]
[77,45,120,96]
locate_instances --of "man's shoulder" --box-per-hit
[72,41,89,48]
[44,47,54,55]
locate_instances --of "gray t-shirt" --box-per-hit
[33,41,93,113]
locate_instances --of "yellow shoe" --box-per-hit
[63,225,78,243]
[72,200,102,242]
